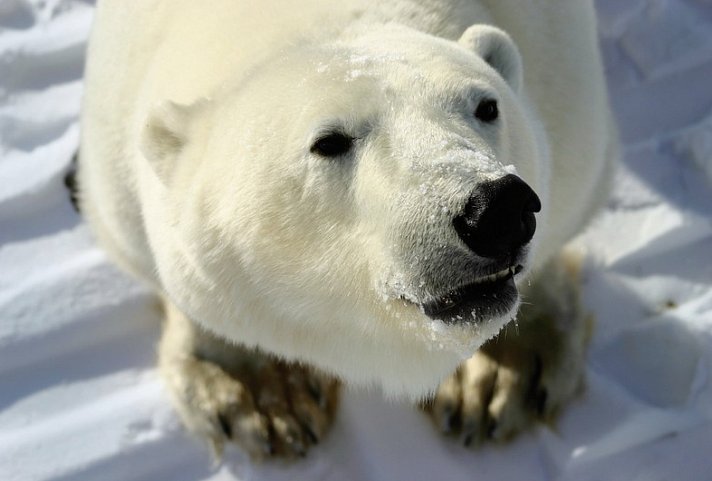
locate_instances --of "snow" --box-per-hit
[676,110,712,183]
[1,0,712,480]
[619,0,712,80]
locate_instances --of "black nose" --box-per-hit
[453,174,541,259]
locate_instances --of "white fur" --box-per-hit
[79,0,614,399]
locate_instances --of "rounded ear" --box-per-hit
[458,25,523,92]
[140,101,193,184]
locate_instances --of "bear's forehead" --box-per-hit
[231,27,504,129]
[309,26,500,95]
[307,39,496,100]
[338,32,470,75]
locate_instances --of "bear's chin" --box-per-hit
[364,298,519,399]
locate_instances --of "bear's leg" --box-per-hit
[64,152,79,212]
[158,299,340,459]
[424,250,591,445]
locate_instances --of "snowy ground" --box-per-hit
[1,0,712,480]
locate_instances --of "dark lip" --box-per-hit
[421,264,523,324]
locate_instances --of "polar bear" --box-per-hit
[78,0,615,458]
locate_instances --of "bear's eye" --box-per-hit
[310,132,354,158]
[474,99,499,123]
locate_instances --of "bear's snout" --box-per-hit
[453,174,541,260]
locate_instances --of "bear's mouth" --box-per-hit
[421,264,523,323]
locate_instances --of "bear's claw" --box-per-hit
[425,252,590,446]
[159,301,340,460]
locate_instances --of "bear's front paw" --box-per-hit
[424,255,590,445]
[425,338,577,445]
[163,354,340,460]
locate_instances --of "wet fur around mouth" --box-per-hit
[422,264,523,324]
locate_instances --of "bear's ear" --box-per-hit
[140,101,193,184]
[458,24,522,92]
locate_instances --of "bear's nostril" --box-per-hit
[454,174,540,259]
[524,193,542,214]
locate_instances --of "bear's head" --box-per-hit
[142,24,549,398]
